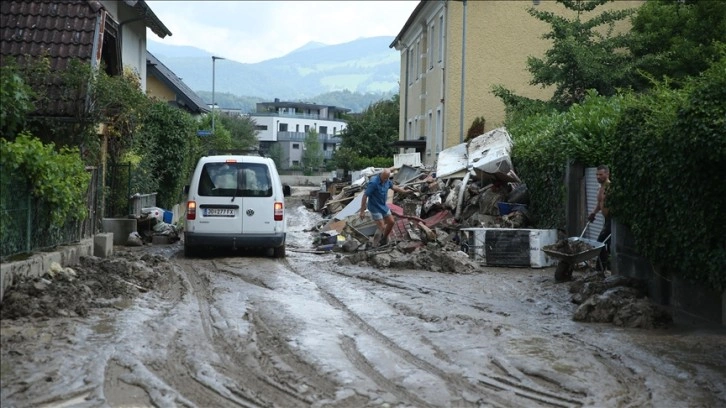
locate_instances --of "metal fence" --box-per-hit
[0,166,100,260]
[105,162,132,217]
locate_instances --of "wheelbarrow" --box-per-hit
[543,222,605,282]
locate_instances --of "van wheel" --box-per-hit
[273,244,286,258]
[184,243,197,258]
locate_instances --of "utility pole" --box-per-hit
[212,56,225,134]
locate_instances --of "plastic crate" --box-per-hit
[497,202,527,216]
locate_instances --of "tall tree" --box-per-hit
[302,128,323,173]
[527,0,636,107]
[338,94,399,158]
[218,113,259,151]
[266,143,283,169]
[627,0,726,91]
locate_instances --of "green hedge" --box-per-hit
[509,90,625,228]
[1,133,90,226]
[507,57,726,290]
[609,58,726,290]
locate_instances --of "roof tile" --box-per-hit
[1,0,102,117]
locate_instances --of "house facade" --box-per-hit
[249,99,349,170]
[1,0,171,118]
[1,0,172,221]
[390,0,643,167]
[146,51,209,116]
[98,0,170,92]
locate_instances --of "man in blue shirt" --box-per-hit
[359,168,410,246]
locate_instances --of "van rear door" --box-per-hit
[194,162,243,234]
[237,164,277,235]
[194,161,278,235]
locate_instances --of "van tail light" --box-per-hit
[187,201,197,220]
[274,201,284,221]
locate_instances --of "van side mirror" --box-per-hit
[283,184,291,197]
[183,185,189,194]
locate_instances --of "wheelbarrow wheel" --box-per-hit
[554,261,573,282]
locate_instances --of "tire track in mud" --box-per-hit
[556,333,652,407]
[147,258,321,407]
[339,335,438,408]
[212,261,273,290]
[322,263,649,406]
[284,260,586,407]
[89,255,251,408]
[151,331,262,408]
[195,257,343,404]
[247,308,340,401]
[193,258,328,406]
[150,258,264,407]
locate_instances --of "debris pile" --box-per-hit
[135,208,181,245]
[543,239,594,255]
[0,252,173,319]
[568,272,672,329]
[303,128,534,270]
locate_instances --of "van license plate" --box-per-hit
[205,208,235,217]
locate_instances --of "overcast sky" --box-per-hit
[145,1,419,64]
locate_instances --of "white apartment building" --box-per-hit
[249,99,349,170]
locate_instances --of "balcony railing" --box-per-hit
[277,131,341,144]
[252,111,346,121]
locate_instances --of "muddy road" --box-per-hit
[1,193,725,407]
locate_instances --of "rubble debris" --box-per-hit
[303,159,531,267]
[569,271,672,329]
[545,239,595,256]
[135,209,181,246]
[301,129,548,271]
[339,245,478,274]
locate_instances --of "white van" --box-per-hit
[183,154,289,258]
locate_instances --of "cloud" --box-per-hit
[146,1,418,63]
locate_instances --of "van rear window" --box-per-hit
[198,162,272,197]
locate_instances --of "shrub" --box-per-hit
[0,133,91,226]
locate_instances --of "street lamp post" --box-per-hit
[212,56,225,134]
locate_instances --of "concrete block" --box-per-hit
[0,238,93,303]
[102,218,137,245]
[152,235,172,245]
[94,233,114,258]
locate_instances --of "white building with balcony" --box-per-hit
[249,99,349,170]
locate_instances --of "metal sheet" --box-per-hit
[435,142,468,179]
[334,192,365,221]
[585,167,604,241]
[467,128,512,172]
[436,128,517,182]
[394,165,422,185]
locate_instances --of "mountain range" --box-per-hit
[147,36,400,113]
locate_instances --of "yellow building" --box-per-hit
[146,52,209,117]
[390,0,642,166]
